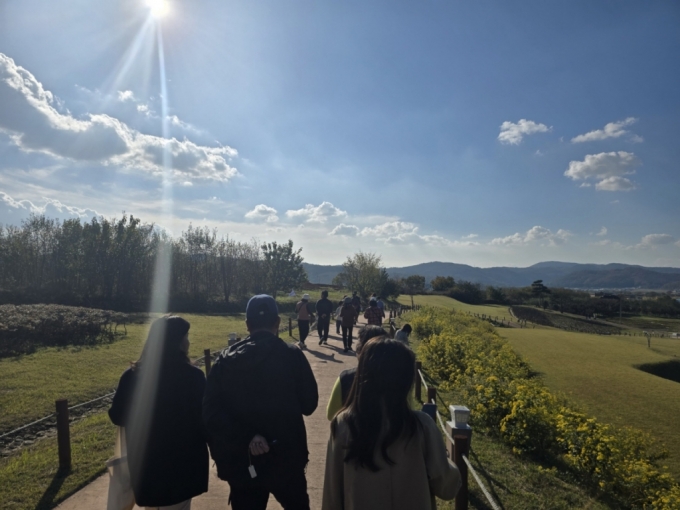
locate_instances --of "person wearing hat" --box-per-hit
[315,290,334,345]
[295,294,315,348]
[339,296,359,353]
[363,298,385,326]
[203,295,318,510]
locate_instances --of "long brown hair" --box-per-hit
[332,336,419,471]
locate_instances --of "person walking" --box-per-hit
[334,300,344,335]
[363,298,385,326]
[315,290,334,345]
[339,297,358,353]
[322,337,461,510]
[325,326,387,420]
[394,323,412,346]
[108,316,209,510]
[203,295,318,510]
[350,292,361,325]
[295,294,314,348]
[376,296,386,314]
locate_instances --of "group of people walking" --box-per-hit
[295,291,393,353]
[109,293,459,510]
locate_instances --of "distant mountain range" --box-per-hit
[302,261,680,290]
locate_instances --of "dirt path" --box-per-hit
[55,318,361,510]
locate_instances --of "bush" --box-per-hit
[0,304,128,357]
[413,306,680,509]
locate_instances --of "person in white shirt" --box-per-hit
[394,323,412,345]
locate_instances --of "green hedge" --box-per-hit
[411,307,680,509]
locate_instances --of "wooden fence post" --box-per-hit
[454,435,470,510]
[289,317,293,337]
[56,399,71,470]
[204,349,212,376]
[415,361,422,401]
[427,386,437,404]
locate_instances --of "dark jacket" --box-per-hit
[340,303,358,327]
[108,361,209,507]
[203,331,318,482]
[315,297,334,318]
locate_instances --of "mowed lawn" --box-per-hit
[0,314,251,432]
[501,327,680,479]
[397,294,517,322]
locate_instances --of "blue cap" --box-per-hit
[246,294,279,322]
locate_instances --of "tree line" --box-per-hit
[0,215,306,312]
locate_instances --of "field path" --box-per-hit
[55,317,361,510]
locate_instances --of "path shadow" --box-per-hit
[35,467,71,510]
[305,348,343,363]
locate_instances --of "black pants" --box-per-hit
[228,467,310,510]
[341,324,353,350]
[298,320,310,342]
[336,320,341,334]
[317,316,330,341]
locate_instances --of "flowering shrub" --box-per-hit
[0,304,128,357]
[413,306,680,509]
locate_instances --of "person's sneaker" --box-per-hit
[298,341,306,349]
[343,348,348,353]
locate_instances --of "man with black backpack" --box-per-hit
[203,295,318,510]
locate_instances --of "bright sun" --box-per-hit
[146,0,170,18]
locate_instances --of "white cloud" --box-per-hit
[640,234,676,247]
[491,226,572,246]
[117,90,135,102]
[285,202,346,223]
[0,190,99,224]
[461,234,478,239]
[245,204,279,223]
[571,117,640,143]
[358,221,454,246]
[596,227,607,236]
[329,224,360,237]
[498,119,551,145]
[564,151,640,191]
[0,53,238,182]
[595,176,636,192]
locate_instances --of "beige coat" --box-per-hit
[322,410,461,510]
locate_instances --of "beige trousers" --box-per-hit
[144,499,191,510]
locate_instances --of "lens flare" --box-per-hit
[146,0,170,19]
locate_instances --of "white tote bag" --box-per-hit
[106,426,135,510]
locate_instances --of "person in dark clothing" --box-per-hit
[109,316,209,509]
[315,290,334,345]
[203,295,319,510]
[339,297,359,353]
[325,326,387,420]
[351,292,361,325]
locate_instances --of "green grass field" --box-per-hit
[0,413,115,510]
[0,314,251,432]
[397,294,518,323]
[501,327,680,479]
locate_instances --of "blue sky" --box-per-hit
[1,0,679,267]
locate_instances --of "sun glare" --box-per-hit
[146,0,170,19]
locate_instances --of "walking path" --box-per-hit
[55,317,362,510]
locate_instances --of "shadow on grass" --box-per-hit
[34,467,70,510]
[468,447,508,509]
[636,360,680,383]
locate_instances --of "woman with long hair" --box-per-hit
[109,316,209,510]
[322,337,460,510]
